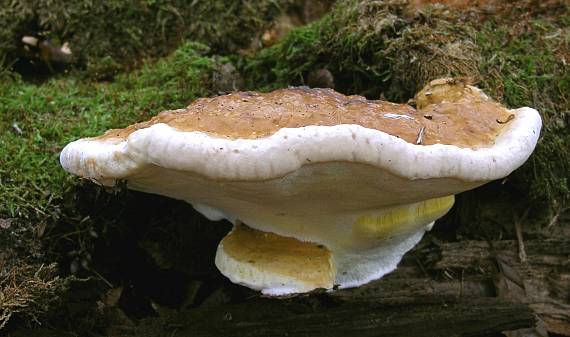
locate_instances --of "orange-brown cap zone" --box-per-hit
[98,86,512,148]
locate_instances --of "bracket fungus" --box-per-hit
[60,78,541,295]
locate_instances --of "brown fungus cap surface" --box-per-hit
[98,86,513,148]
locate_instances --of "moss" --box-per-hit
[0,264,66,330]
[383,13,480,100]
[0,210,66,330]
[0,42,221,221]
[476,16,570,216]
[0,40,225,329]
[243,0,480,99]
[0,0,288,78]
[243,22,322,91]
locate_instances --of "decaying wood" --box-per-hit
[147,298,534,337]
[121,236,570,337]
[8,234,566,337]
[431,239,570,336]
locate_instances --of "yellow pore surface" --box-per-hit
[353,195,455,241]
[221,225,336,289]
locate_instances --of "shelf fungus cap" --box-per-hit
[60,78,541,295]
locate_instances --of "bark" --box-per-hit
[432,239,570,335]
[162,298,535,337]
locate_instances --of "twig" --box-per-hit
[89,267,113,288]
[497,114,515,124]
[415,127,426,145]
[545,206,567,228]
[514,209,530,263]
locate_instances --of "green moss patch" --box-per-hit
[476,17,570,216]
[0,42,224,328]
[0,0,288,78]
[243,0,480,99]
[0,42,220,221]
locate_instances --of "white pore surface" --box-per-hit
[215,223,428,294]
[60,106,542,291]
[334,226,428,289]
